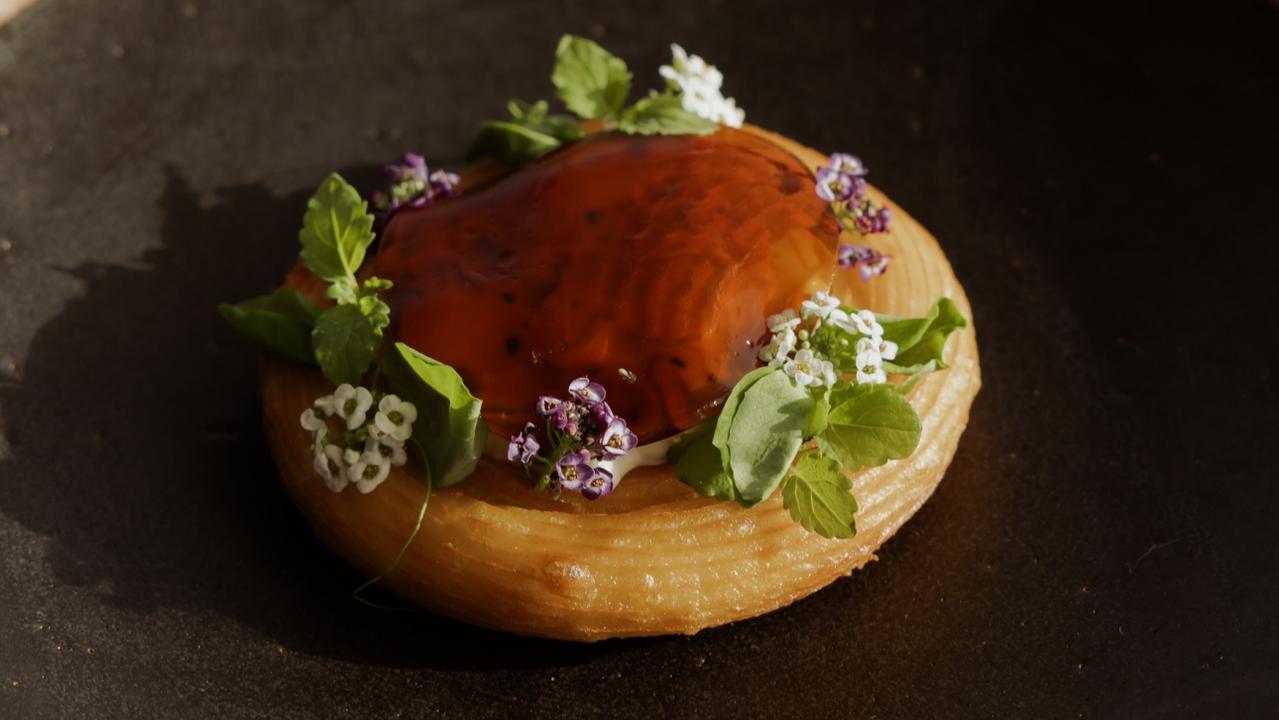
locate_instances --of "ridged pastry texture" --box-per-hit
[260,125,982,641]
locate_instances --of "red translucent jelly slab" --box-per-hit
[374,128,840,442]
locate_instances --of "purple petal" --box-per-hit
[534,396,563,417]
[589,401,615,427]
[580,464,615,500]
[556,449,594,490]
[827,153,868,178]
[600,418,638,456]
[857,254,892,282]
[815,168,854,202]
[568,377,606,405]
[837,243,874,269]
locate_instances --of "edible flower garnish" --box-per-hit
[658,44,745,128]
[300,384,415,494]
[814,152,893,281]
[507,376,638,500]
[371,152,460,224]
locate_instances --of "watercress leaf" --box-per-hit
[712,366,776,468]
[667,422,736,501]
[217,288,321,366]
[875,297,967,369]
[465,120,565,166]
[783,454,858,538]
[298,173,376,284]
[616,93,719,136]
[551,34,632,119]
[311,304,379,386]
[805,386,832,439]
[324,276,359,305]
[817,382,921,472]
[723,369,816,506]
[381,342,488,488]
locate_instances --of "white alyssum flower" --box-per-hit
[848,309,884,338]
[332,383,374,430]
[312,393,337,417]
[757,328,797,367]
[373,394,417,443]
[365,434,408,467]
[800,291,842,320]
[315,442,348,493]
[766,308,801,333]
[300,408,326,432]
[855,337,888,385]
[347,450,391,494]
[784,348,835,388]
[659,44,745,128]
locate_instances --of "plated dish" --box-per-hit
[221,37,980,641]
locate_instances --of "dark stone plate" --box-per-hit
[1,1,1275,717]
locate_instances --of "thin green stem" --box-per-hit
[351,473,432,611]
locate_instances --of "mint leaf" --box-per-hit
[299,173,376,284]
[551,35,632,120]
[217,288,322,366]
[719,368,816,506]
[381,342,488,488]
[875,297,967,369]
[817,383,921,472]
[617,94,718,136]
[783,455,858,539]
[312,304,378,386]
[668,422,736,501]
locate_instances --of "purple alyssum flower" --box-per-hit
[371,153,460,224]
[815,167,855,202]
[580,463,616,500]
[556,449,594,491]
[827,153,868,178]
[535,396,563,416]
[600,417,638,456]
[837,243,892,282]
[507,423,541,465]
[589,401,615,426]
[852,201,892,234]
[568,377,607,405]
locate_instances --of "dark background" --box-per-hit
[1,1,1276,717]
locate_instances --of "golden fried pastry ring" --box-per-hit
[260,125,981,641]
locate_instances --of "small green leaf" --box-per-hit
[722,369,815,506]
[805,386,832,439]
[381,342,488,488]
[876,297,967,369]
[465,120,566,166]
[298,173,376,284]
[667,422,736,501]
[217,288,322,366]
[312,304,378,386]
[711,366,776,468]
[817,383,922,472]
[783,455,858,539]
[356,276,393,333]
[551,35,632,119]
[616,93,719,136]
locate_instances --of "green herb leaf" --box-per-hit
[312,304,379,386]
[667,422,736,501]
[551,34,632,120]
[875,297,967,369]
[507,99,586,140]
[718,368,816,506]
[817,382,922,472]
[217,288,322,366]
[356,276,393,333]
[465,121,566,166]
[298,173,376,284]
[616,93,719,136]
[783,454,858,539]
[711,366,775,468]
[381,342,488,488]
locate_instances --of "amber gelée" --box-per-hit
[374,127,840,442]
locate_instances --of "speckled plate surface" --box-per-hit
[1,1,1276,718]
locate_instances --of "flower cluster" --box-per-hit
[758,291,899,386]
[815,152,893,281]
[659,44,745,128]
[506,377,638,500]
[300,384,417,494]
[838,243,892,282]
[370,153,460,224]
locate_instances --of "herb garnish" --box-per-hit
[466,36,731,167]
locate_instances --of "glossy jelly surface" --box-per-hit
[374,127,839,442]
